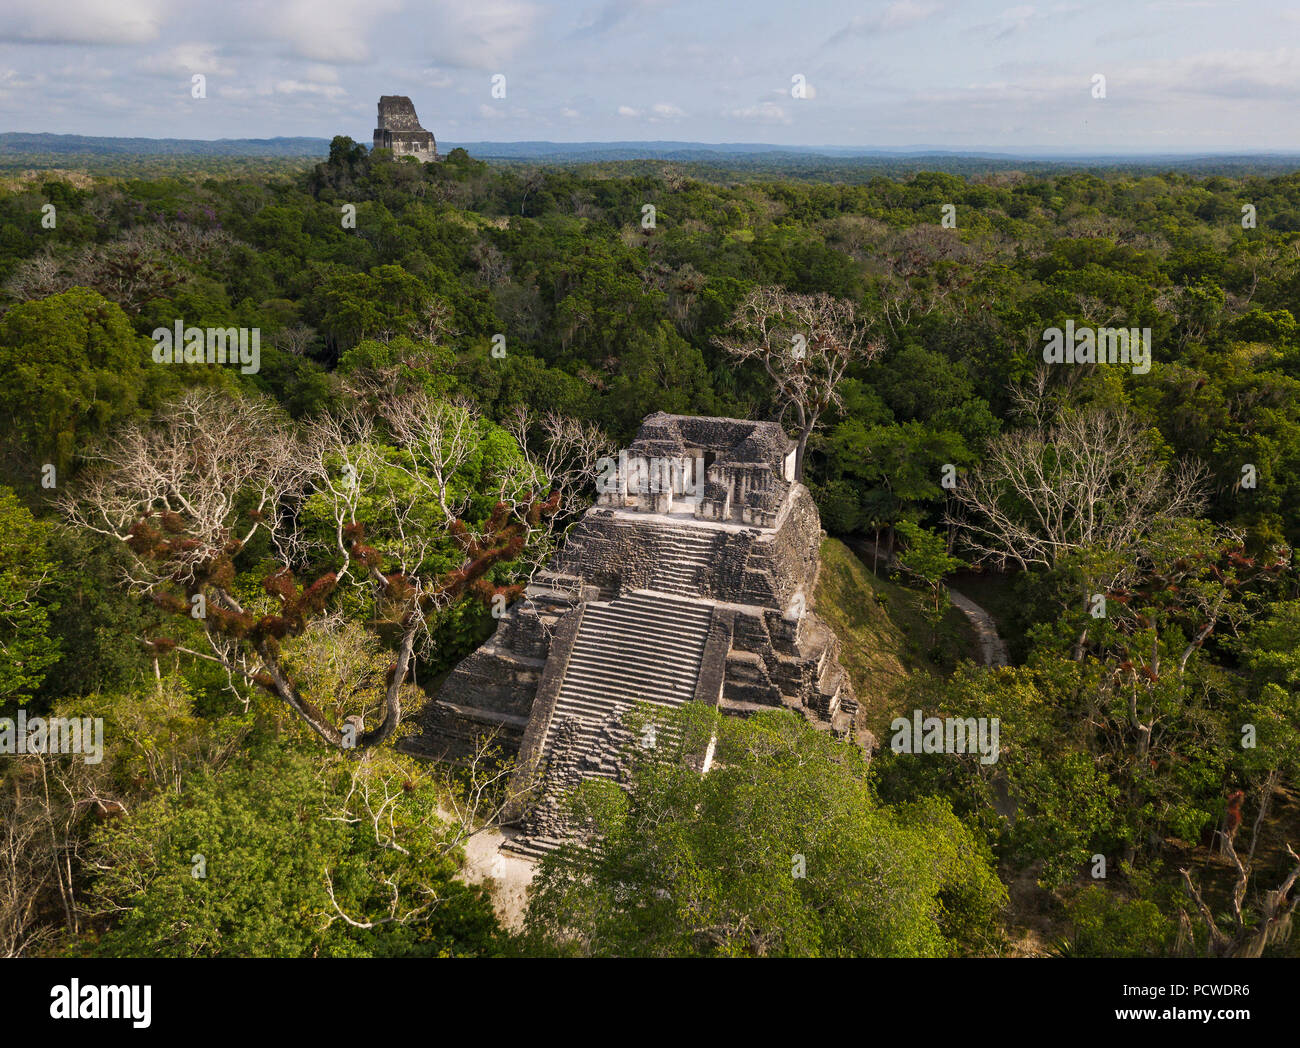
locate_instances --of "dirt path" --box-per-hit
[948,588,1010,667]
[458,826,537,932]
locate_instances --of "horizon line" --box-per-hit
[3,131,1299,160]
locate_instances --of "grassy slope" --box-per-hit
[814,537,976,726]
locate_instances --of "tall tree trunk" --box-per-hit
[794,424,812,482]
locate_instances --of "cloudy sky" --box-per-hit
[0,0,1296,151]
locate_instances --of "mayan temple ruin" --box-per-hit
[372,95,438,162]
[404,413,859,854]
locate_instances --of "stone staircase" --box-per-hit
[647,527,720,598]
[547,591,713,765]
[514,591,714,848]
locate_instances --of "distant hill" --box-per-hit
[2,132,1297,180]
[444,140,1300,164]
[0,133,330,157]
[442,142,1300,179]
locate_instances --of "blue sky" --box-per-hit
[0,0,1296,151]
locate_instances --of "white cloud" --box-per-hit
[973,4,1082,40]
[0,67,40,103]
[831,0,942,42]
[1140,48,1300,101]
[989,5,1039,37]
[421,68,455,89]
[942,47,1300,109]
[0,0,167,45]
[727,101,792,124]
[617,104,642,116]
[263,0,402,64]
[303,65,340,83]
[651,102,684,118]
[136,43,235,77]
[274,79,347,99]
[572,0,678,37]
[425,1,543,68]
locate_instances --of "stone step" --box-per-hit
[572,615,709,640]
[567,636,703,662]
[645,584,701,597]
[565,661,699,688]
[559,676,696,704]
[563,667,699,696]
[590,612,710,632]
[610,591,714,613]
[539,591,713,791]
[559,687,688,710]
[520,585,721,857]
[597,592,713,615]
[557,687,694,715]
[557,675,697,704]
[653,552,714,565]
[501,834,569,859]
[569,636,703,668]
[571,615,708,646]
[652,571,701,585]
[573,616,710,641]
[656,531,720,546]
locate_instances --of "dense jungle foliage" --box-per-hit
[1,140,1297,957]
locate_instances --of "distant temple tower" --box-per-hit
[372,96,438,162]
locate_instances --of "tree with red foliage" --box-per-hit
[61,389,577,751]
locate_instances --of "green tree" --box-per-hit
[0,487,59,700]
[84,745,500,957]
[895,520,964,640]
[0,288,149,473]
[523,705,1005,956]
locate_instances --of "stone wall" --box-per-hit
[400,596,565,763]
[376,95,424,131]
[372,95,438,162]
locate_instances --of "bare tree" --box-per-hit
[272,323,317,357]
[518,169,545,217]
[2,222,232,313]
[60,389,554,751]
[495,406,615,642]
[2,248,63,303]
[408,297,458,346]
[470,241,511,287]
[0,773,56,957]
[714,286,883,479]
[946,397,1207,574]
[0,752,117,954]
[1181,775,1300,957]
[61,390,301,589]
[501,405,614,536]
